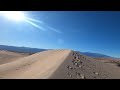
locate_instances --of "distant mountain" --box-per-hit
[78,51,113,58]
[0,45,47,53]
[0,45,115,58]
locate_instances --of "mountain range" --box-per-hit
[0,45,114,58]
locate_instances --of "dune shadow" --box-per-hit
[48,51,85,79]
[48,52,74,79]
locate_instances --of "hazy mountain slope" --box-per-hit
[78,51,113,58]
[0,45,115,58]
[0,45,47,53]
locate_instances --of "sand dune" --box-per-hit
[0,50,29,65]
[0,49,120,79]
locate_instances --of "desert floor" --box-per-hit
[0,49,120,79]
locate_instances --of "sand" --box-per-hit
[0,49,120,79]
[0,50,29,65]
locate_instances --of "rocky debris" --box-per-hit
[70,75,73,78]
[73,61,83,68]
[78,59,81,62]
[67,72,73,78]
[70,52,86,79]
[72,53,83,67]
[80,74,85,79]
[72,59,75,62]
[75,62,78,66]
[76,74,81,79]
[79,61,83,64]
[74,56,77,59]
[67,66,73,70]
[93,72,99,75]
[78,65,82,68]
[95,72,99,75]
[76,57,79,60]
[76,72,85,79]
[76,72,80,75]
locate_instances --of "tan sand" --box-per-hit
[0,49,120,79]
[0,50,29,65]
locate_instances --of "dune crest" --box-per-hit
[0,49,120,79]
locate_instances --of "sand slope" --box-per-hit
[0,49,120,79]
[0,50,29,65]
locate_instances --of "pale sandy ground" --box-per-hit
[0,50,29,65]
[0,49,120,79]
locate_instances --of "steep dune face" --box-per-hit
[0,50,72,79]
[0,49,120,79]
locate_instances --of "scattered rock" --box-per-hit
[76,75,81,79]
[68,72,73,78]
[95,72,99,75]
[78,59,81,62]
[93,72,99,75]
[76,72,85,79]
[76,72,80,75]
[75,63,78,66]
[78,65,82,68]
[80,74,85,79]
[70,75,73,78]
[67,66,73,70]
[74,56,77,59]
[67,66,69,69]
[72,59,75,63]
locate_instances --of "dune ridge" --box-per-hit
[0,49,120,79]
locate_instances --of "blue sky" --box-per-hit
[0,11,120,58]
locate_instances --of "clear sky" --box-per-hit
[0,11,120,58]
